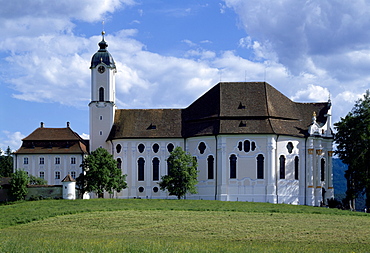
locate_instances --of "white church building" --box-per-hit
[89,33,334,206]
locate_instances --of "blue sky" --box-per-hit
[1,0,370,152]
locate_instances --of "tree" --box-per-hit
[9,169,29,201]
[334,90,370,210]
[159,146,198,199]
[78,147,127,198]
[0,146,13,177]
[28,174,48,185]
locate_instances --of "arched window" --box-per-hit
[257,154,264,179]
[152,157,159,181]
[99,87,104,101]
[294,156,299,180]
[243,140,250,153]
[207,155,214,180]
[321,158,325,181]
[71,171,76,179]
[279,155,286,179]
[138,158,145,181]
[55,171,60,179]
[117,158,122,170]
[229,154,237,179]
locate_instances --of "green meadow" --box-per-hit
[0,199,369,252]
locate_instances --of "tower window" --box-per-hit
[55,171,60,179]
[99,87,104,101]
[24,157,29,164]
[55,157,60,164]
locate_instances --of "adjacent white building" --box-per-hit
[13,122,88,185]
[89,33,334,205]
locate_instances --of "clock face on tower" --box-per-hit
[98,65,105,74]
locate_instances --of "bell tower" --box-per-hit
[89,31,117,152]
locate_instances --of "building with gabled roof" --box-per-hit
[89,33,334,205]
[13,122,88,185]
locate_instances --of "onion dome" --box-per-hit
[90,31,116,69]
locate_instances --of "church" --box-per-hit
[89,33,334,206]
[14,32,334,206]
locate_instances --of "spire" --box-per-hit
[90,30,116,69]
[98,30,108,50]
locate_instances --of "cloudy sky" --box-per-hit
[1,0,369,152]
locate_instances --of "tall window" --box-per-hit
[23,157,28,164]
[152,158,159,181]
[279,155,286,179]
[55,157,60,164]
[229,154,237,179]
[294,156,299,180]
[99,87,104,101]
[39,157,44,165]
[138,158,145,181]
[71,157,76,164]
[321,158,325,181]
[117,158,122,170]
[71,171,76,179]
[167,160,173,176]
[55,171,60,179]
[257,154,264,179]
[39,171,45,179]
[207,155,214,180]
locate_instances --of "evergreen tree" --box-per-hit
[9,169,29,201]
[335,90,370,210]
[0,146,13,177]
[159,146,198,199]
[78,147,127,198]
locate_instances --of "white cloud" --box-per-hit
[0,131,25,152]
[291,84,330,102]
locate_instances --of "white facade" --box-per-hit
[89,35,334,206]
[14,153,84,185]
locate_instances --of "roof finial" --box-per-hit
[102,20,105,39]
[312,111,317,123]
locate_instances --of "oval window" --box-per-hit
[138,143,145,153]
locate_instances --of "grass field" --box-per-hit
[0,199,369,252]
